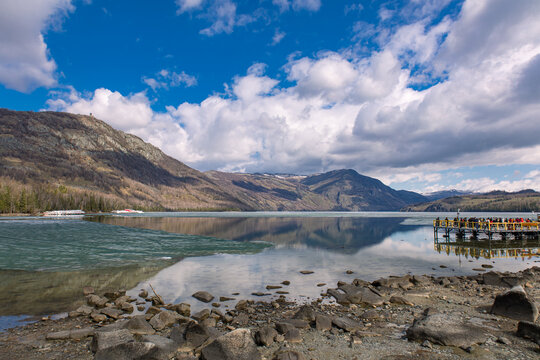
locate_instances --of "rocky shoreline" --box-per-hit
[1,267,539,360]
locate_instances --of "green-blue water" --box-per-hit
[0,211,538,331]
[0,218,271,272]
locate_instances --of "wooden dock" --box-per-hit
[433,219,540,241]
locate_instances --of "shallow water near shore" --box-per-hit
[1,211,538,330]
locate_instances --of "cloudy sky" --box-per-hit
[1,0,540,193]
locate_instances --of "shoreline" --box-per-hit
[1,267,538,359]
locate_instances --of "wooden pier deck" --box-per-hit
[433,219,540,241]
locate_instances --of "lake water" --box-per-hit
[1,211,538,330]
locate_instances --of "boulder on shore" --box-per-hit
[193,291,215,303]
[406,312,489,347]
[90,329,135,353]
[490,286,538,322]
[201,328,261,360]
[149,310,183,331]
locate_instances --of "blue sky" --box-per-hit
[1,0,540,193]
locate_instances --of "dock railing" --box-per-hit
[433,219,540,231]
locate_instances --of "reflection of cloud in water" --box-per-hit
[131,230,535,312]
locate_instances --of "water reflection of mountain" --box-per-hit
[0,265,164,316]
[92,216,420,252]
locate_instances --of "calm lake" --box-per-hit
[1,211,538,330]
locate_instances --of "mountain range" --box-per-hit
[403,189,540,212]
[0,109,432,212]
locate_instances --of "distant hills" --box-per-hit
[423,190,473,202]
[1,108,535,213]
[207,169,428,211]
[403,189,540,212]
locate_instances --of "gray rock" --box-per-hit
[94,342,156,360]
[490,286,538,322]
[292,305,315,322]
[275,322,295,335]
[352,279,370,287]
[411,275,431,285]
[201,318,217,328]
[104,290,126,301]
[273,350,306,360]
[172,303,191,317]
[91,312,108,322]
[255,326,278,346]
[139,289,149,298]
[516,321,540,344]
[283,319,309,329]
[90,329,135,353]
[389,295,414,306]
[235,300,249,310]
[360,310,379,320]
[329,285,383,306]
[124,315,155,335]
[87,294,108,308]
[69,327,95,340]
[74,305,94,316]
[406,312,489,347]
[283,328,302,343]
[193,291,215,303]
[118,301,134,313]
[46,330,71,340]
[201,329,260,360]
[141,335,178,360]
[315,315,332,331]
[232,313,250,327]
[372,275,413,289]
[83,286,95,295]
[192,308,211,322]
[101,307,123,320]
[332,317,361,332]
[482,271,523,288]
[149,310,181,331]
[327,288,350,305]
[181,322,222,349]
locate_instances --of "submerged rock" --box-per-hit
[193,291,215,303]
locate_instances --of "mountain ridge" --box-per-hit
[0,109,427,212]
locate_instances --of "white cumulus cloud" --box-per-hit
[48,0,540,191]
[0,0,74,92]
[175,0,204,14]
